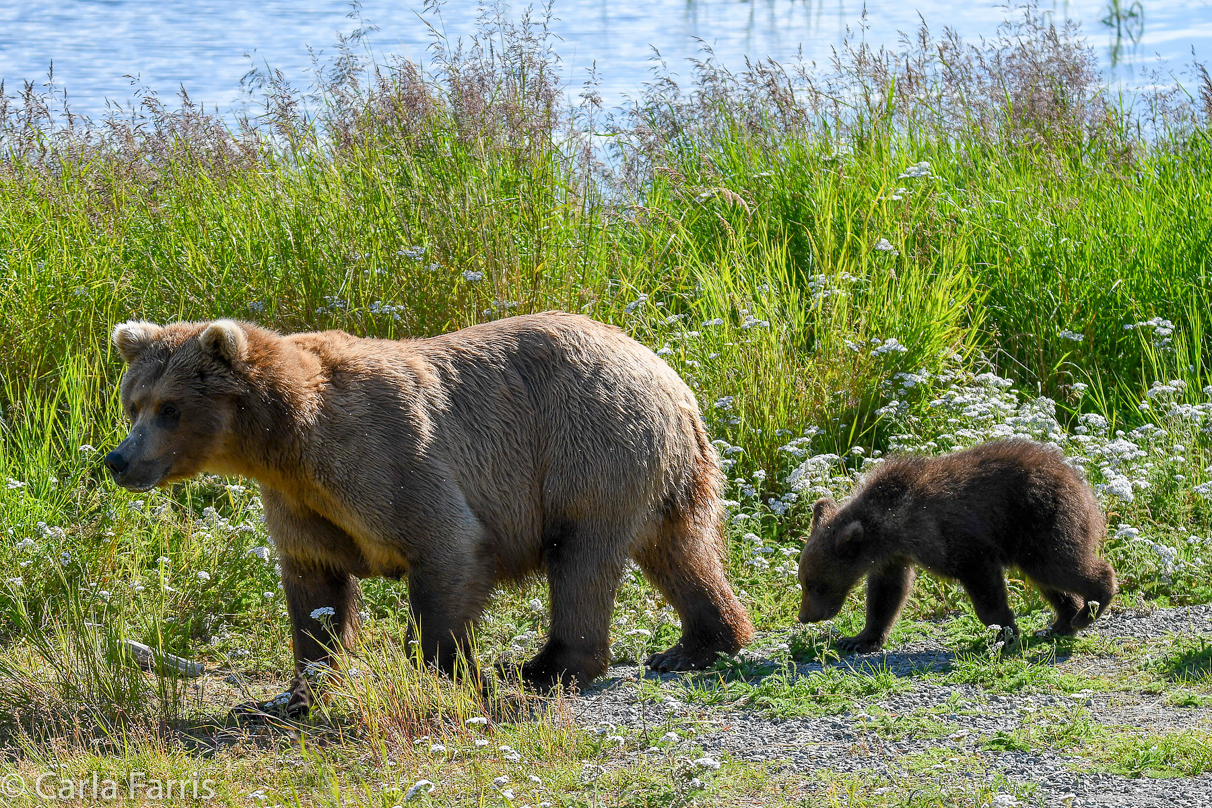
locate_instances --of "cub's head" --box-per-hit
[796,497,868,624]
[104,319,250,491]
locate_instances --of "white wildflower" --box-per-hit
[403,780,434,801]
[1102,476,1134,502]
[623,294,649,314]
[898,161,931,179]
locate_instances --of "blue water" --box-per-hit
[1,1,1210,120]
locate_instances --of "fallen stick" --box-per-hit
[123,639,205,678]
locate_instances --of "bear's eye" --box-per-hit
[159,402,180,424]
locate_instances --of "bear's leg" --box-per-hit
[1069,559,1116,629]
[1035,587,1083,636]
[1028,558,1116,632]
[1018,552,1110,634]
[522,523,628,690]
[637,513,755,673]
[407,559,494,682]
[957,562,1019,635]
[280,557,363,717]
[837,564,917,654]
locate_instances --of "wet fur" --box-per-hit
[797,440,1116,652]
[108,312,754,708]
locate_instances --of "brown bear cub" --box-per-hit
[105,313,753,714]
[797,439,1115,652]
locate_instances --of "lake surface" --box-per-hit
[1,1,1210,121]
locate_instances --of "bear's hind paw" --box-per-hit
[645,644,725,673]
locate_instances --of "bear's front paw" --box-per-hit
[835,635,884,654]
[517,643,603,692]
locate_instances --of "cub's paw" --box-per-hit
[229,686,309,724]
[286,683,313,718]
[645,644,723,673]
[835,635,884,654]
[1035,624,1076,639]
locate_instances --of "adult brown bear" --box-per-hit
[106,312,753,713]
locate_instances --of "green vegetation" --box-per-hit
[3,2,1212,804]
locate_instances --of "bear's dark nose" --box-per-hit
[103,451,129,476]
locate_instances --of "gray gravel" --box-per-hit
[574,603,1212,807]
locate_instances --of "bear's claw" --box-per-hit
[1036,624,1075,639]
[645,645,720,673]
[835,635,884,654]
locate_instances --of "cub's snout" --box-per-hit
[797,589,846,625]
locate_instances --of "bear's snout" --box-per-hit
[798,591,842,624]
[103,450,129,476]
[798,601,825,624]
[103,433,172,491]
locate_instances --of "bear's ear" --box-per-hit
[811,497,838,532]
[199,320,247,364]
[834,520,863,555]
[112,321,163,364]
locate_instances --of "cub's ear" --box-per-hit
[834,520,864,554]
[200,320,247,364]
[112,321,163,364]
[811,497,839,532]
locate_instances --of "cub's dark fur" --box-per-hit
[797,439,1115,652]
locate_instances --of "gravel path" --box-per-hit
[575,604,1212,807]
